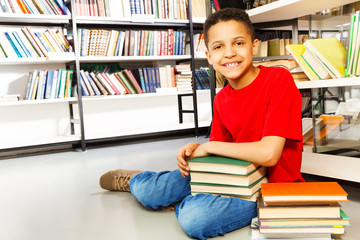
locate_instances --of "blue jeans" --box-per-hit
[129,170,257,239]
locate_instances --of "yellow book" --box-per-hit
[303,38,347,78]
[40,32,56,52]
[286,44,320,80]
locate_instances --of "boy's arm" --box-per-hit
[193,136,286,167]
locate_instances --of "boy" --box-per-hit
[99,8,304,239]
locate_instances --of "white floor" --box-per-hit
[0,136,359,240]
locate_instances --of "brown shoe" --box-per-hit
[99,169,143,192]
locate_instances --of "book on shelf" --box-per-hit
[286,44,320,80]
[257,196,342,219]
[303,38,347,79]
[79,28,187,57]
[0,0,70,15]
[25,69,73,100]
[261,182,348,204]
[0,94,20,102]
[300,48,331,79]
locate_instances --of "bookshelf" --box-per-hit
[0,0,208,152]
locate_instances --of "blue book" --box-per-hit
[79,73,90,96]
[45,70,55,99]
[55,70,63,98]
[137,68,146,93]
[142,67,150,93]
[4,32,25,57]
[146,67,155,92]
[34,32,52,53]
[53,0,71,15]
[177,31,183,55]
[12,31,31,57]
[154,67,160,88]
[173,31,178,56]
[84,71,101,95]
[114,31,123,56]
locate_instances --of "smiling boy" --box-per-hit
[99,8,304,240]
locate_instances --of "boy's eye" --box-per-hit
[235,41,244,46]
[213,45,222,50]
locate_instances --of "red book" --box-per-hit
[100,72,120,95]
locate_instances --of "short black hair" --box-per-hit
[203,8,255,48]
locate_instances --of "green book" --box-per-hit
[190,176,267,197]
[188,156,260,175]
[116,71,137,94]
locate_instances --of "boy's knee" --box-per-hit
[176,198,222,239]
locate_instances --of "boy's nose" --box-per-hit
[224,47,236,58]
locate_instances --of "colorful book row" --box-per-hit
[0,26,73,58]
[78,28,186,57]
[0,0,70,15]
[74,0,188,20]
[25,69,74,100]
[80,64,192,96]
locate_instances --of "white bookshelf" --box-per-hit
[0,97,78,106]
[247,0,359,23]
[0,56,76,65]
[296,77,360,89]
[0,14,71,23]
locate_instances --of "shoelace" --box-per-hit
[112,174,131,191]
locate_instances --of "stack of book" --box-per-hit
[252,182,350,240]
[188,156,267,202]
[286,38,347,81]
[174,64,193,92]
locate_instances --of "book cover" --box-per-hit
[190,176,267,198]
[21,27,44,57]
[301,48,331,79]
[89,71,108,95]
[286,44,320,80]
[107,73,127,95]
[125,69,143,93]
[0,31,18,58]
[117,71,136,94]
[303,38,347,78]
[101,72,121,95]
[25,27,49,57]
[58,69,68,98]
[26,70,37,100]
[79,70,95,96]
[190,166,266,187]
[95,72,115,95]
[259,208,350,228]
[50,70,59,99]
[84,71,101,95]
[257,196,341,219]
[64,70,73,98]
[188,156,260,175]
[261,182,348,203]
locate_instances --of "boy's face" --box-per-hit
[205,20,258,85]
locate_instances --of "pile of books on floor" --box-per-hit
[188,156,267,202]
[252,182,350,240]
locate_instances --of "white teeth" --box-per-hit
[225,63,238,67]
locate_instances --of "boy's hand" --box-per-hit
[177,142,200,178]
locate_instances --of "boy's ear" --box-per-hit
[252,39,259,56]
[205,50,213,65]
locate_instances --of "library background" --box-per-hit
[1,0,360,239]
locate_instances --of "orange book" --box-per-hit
[261,182,348,204]
[305,115,344,146]
[16,0,31,13]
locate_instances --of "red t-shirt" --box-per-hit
[210,66,304,183]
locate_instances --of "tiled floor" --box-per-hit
[0,135,359,240]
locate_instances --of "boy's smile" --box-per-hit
[205,20,259,90]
